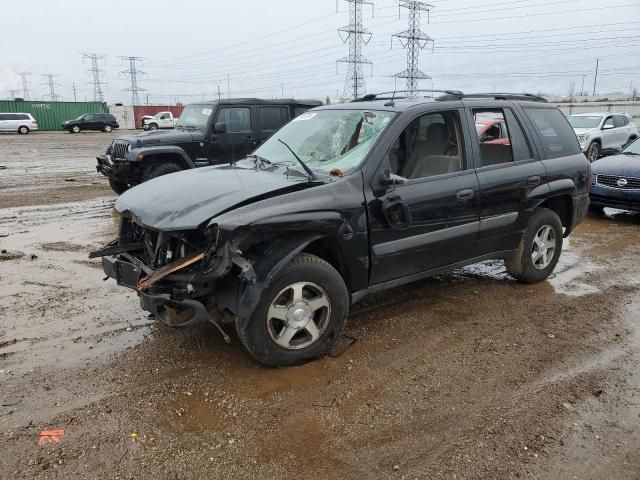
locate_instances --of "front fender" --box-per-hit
[126,145,195,168]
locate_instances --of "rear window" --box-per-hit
[524,108,581,158]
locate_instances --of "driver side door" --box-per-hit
[208,106,258,164]
[366,109,480,285]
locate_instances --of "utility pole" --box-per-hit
[120,56,146,106]
[580,74,586,97]
[227,74,231,99]
[392,0,434,97]
[281,82,285,98]
[41,74,60,101]
[146,94,150,105]
[72,82,78,102]
[337,0,373,100]
[82,53,107,102]
[16,72,32,100]
[592,58,599,97]
[217,85,221,101]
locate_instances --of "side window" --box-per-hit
[603,116,614,128]
[17,114,29,120]
[84,114,95,121]
[216,107,252,133]
[0,114,7,121]
[388,110,465,180]
[473,109,532,166]
[294,107,309,117]
[259,107,288,132]
[613,115,625,128]
[524,107,581,158]
[160,113,169,120]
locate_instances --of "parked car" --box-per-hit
[63,113,119,133]
[567,112,638,162]
[96,98,322,194]
[91,91,590,367]
[0,112,38,134]
[590,137,640,212]
[142,111,179,130]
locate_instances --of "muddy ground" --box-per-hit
[1,132,639,479]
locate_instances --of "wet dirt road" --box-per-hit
[1,133,640,479]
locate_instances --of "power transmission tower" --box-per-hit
[392,0,434,97]
[16,72,32,99]
[72,82,78,102]
[337,0,373,100]
[8,89,21,99]
[82,53,107,102]
[120,56,147,105]
[42,74,60,101]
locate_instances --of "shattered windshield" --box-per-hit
[252,109,394,175]
[176,104,214,129]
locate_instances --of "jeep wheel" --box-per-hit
[505,208,563,284]
[71,125,80,134]
[103,124,113,133]
[108,178,128,195]
[142,161,183,182]
[236,253,349,367]
[148,123,158,130]
[18,126,29,134]
[586,141,600,162]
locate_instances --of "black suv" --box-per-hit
[96,98,322,194]
[63,113,119,133]
[92,91,590,367]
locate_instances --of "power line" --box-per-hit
[338,0,374,99]
[15,72,32,100]
[82,53,107,102]
[392,0,434,96]
[120,56,147,105]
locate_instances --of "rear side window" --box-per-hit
[259,107,288,132]
[613,115,626,128]
[17,114,29,120]
[473,108,532,166]
[216,107,252,133]
[294,107,311,117]
[523,107,581,158]
[0,114,7,120]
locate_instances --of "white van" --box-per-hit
[0,113,39,134]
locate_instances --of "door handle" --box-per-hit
[527,175,541,186]
[456,189,474,201]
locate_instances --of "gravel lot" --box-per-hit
[1,132,639,479]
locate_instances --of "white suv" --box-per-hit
[568,112,638,161]
[0,112,39,134]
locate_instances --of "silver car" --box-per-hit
[0,112,39,134]
[568,112,638,161]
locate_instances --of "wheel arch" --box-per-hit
[128,146,196,169]
[537,194,573,237]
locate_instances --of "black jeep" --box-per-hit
[96,98,322,194]
[92,91,590,367]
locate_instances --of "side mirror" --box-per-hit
[214,122,227,134]
[602,124,614,130]
[380,169,405,186]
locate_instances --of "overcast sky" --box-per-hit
[1,0,639,103]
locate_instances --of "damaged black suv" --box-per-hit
[92,91,590,367]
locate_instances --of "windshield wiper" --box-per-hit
[246,154,271,168]
[277,139,316,181]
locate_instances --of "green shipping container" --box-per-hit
[0,100,108,131]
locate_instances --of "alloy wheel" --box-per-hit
[531,225,556,270]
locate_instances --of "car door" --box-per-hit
[83,114,97,130]
[208,105,256,163]
[612,114,630,148]
[367,108,481,285]
[469,105,548,256]
[600,115,617,149]
[0,114,8,131]
[257,105,289,144]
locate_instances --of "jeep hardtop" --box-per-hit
[92,91,591,367]
[96,98,322,194]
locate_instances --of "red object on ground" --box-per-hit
[38,429,65,446]
[133,105,184,129]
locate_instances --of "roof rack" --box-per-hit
[352,89,464,103]
[436,92,548,103]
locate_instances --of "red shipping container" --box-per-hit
[133,105,184,129]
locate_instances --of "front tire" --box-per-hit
[148,123,158,130]
[103,124,113,133]
[108,178,128,195]
[586,141,600,162]
[71,125,80,134]
[505,208,563,284]
[142,161,183,182]
[236,253,349,367]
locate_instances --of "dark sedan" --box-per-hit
[590,138,640,212]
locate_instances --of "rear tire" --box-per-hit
[18,126,29,134]
[586,141,600,162]
[108,178,128,195]
[505,208,563,284]
[589,204,604,214]
[624,136,637,148]
[236,253,349,367]
[142,161,183,182]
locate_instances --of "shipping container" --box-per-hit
[108,105,136,130]
[133,105,184,129]
[0,100,108,131]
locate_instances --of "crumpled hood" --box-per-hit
[114,129,201,147]
[115,165,308,231]
[591,154,640,177]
